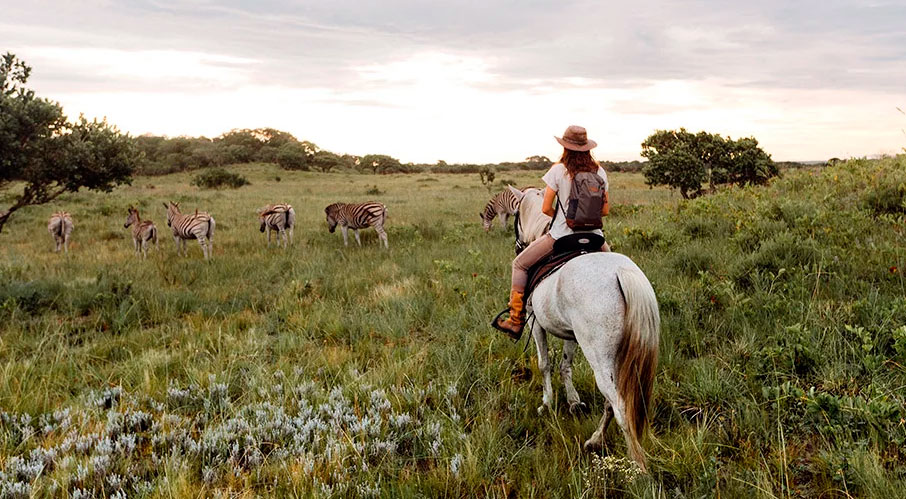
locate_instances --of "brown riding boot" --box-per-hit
[494,290,525,341]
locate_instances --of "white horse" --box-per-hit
[507,185,660,471]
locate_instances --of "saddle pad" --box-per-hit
[524,250,587,303]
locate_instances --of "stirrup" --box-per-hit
[491,309,523,341]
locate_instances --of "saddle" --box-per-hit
[523,233,606,303]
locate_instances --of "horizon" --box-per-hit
[5,1,905,164]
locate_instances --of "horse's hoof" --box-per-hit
[569,402,587,415]
[537,405,548,415]
[583,438,602,452]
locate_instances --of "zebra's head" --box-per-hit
[124,206,139,228]
[324,204,339,233]
[480,211,492,232]
[162,201,180,226]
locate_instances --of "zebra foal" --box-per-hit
[324,201,388,248]
[480,188,521,231]
[124,206,158,258]
[47,211,74,253]
[163,201,216,259]
[258,203,295,248]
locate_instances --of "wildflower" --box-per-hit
[450,453,463,477]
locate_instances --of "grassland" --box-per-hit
[1,158,905,497]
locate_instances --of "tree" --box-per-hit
[0,53,137,232]
[310,150,342,173]
[525,155,553,169]
[641,129,708,199]
[641,128,777,199]
[360,154,401,174]
[275,142,311,170]
[727,137,777,186]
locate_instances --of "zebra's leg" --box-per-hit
[288,226,294,246]
[354,229,362,246]
[64,235,69,254]
[561,340,586,413]
[198,237,208,259]
[266,227,272,248]
[533,325,554,415]
[280,228,287,249]
[499,213,508,229]
[341,226,349,246]
[141,238,148,259]
[376,227,389,249]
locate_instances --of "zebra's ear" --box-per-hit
[162,202,169,209]
[507,185,525,202]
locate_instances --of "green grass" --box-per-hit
[1,159,905,497]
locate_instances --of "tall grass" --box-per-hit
[1,158,905,496]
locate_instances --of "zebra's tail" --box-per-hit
[286,207,296,229]
[207,217,216,241]
[150,225,158,245]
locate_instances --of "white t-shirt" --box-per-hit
[541,163,608,240]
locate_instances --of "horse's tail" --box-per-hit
[615,266,660,471]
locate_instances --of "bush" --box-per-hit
[191,168,249,189]
[275,143,310,170]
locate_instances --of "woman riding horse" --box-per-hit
[494,125,611,340]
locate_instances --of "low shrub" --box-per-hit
[191,168,249,189]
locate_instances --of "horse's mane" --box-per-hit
[517,188,552,245]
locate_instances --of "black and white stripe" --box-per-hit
[124,206,158,258]
[47,211,73,253]
[258,203,295,248]
[324,201,388,248]
[480,189,520,231]
[163,201,216,259]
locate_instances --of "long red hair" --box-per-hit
[559,149,599,177]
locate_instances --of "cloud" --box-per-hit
[3,0,905,162]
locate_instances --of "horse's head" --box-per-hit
[508,185,551,255]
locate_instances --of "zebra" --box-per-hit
[480,188,521,232]
[47,211,73,253]
[162,201,216,259]
[124,206,158,258]
[324,202,388,248]
[258,203,295,248]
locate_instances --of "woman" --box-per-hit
[494,125,610,340]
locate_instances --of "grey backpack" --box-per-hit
[565,171,606,230]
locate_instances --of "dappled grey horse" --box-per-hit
[508,186,660,471]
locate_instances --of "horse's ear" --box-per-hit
[507,185,525,202]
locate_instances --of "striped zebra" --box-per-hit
[162,201,216,259]
[258,203,295,248]
[124,206,158,258]
[324,201,388,248]
[480,188,521,232]
[47,211,73,253]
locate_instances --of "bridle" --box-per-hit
[514,210,527,255]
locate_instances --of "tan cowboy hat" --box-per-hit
[555,125,597,151]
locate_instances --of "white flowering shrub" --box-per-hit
[0,374,467,496]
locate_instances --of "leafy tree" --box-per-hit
[727,137,777,186]
[641,129,708,199]
[360,154,401,174]
[0,52,137,232]
[275,142,311,170]
[525,155,553,169]
[310,150,342,173]
[641,128,776,198]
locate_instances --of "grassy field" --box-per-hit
[1,158,905,497]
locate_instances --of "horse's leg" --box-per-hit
[561,340,586,413]
[584,399,614,451]
[533,325,554,414]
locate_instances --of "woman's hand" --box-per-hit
[542,187,557,218]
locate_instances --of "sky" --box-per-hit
[3,0,906,163]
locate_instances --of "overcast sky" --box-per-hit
[4,0,905,163]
